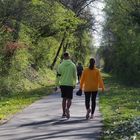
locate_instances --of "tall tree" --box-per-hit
[100,0,140,84]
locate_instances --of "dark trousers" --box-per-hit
[84,91,98,114]
[77,73,82,81]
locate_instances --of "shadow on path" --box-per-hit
[0,87,103,140]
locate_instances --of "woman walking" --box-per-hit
[80,58,105,119]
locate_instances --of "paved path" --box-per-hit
[0,87,103,140]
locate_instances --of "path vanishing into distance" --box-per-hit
[0,86,103,140]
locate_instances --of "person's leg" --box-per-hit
[78,74,80,82]
[65,99,71,119]
[65,86,73,119]
[85,92,91,110]
[62,98,67,117]
[91,91,98,118]
[60,86,67,117]
[67,99,72,109]
[85,92,91,119]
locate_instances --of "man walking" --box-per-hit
[57,52,77,119]
[77,62,83,82]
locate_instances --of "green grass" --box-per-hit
[0,86,54,123]
[0,68,56,124]
[99,73,140,140]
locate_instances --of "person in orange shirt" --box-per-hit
[80,58,105,119]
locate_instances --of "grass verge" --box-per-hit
[100,73,140,140]
[0,69,56,124]
[0,86,55,124]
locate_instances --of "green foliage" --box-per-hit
[0,84,55,122]
[0,0,91,95]
[72,30,92,63]
[100,0,140,85]
[0,0,93,123]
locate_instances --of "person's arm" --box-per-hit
[98,71,105,92]
[73,65,78,86]
[56,66,61,86]
[80,70,85,90]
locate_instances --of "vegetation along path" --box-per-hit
[0,86,103,140]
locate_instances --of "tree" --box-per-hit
[100,0,140,84]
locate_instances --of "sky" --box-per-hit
[90,0,105,47]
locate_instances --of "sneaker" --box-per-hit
[86,109,91,119]
[62,113,66,118]
[65,109,70,119]
[90,114,94,119]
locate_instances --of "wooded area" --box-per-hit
[99,0,140,85]
[0,1,140,139]
[0,0,95,94]
[0,0,139,95]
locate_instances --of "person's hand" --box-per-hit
[102,88,105,93]
[76,88,82,96]
[73,85,76,89]
[79,88,82,91]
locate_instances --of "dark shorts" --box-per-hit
[60,85,74,99]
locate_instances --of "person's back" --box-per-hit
[80,67,104,92]
[58,59,77,86]
[77,64,83,74]
[57,52,77,119]
[80,58,104,119]
[77,62,83,81]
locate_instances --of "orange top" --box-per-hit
[80,67,105,92]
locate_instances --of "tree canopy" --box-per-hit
[99,0,140,85]
[0,0,93,94]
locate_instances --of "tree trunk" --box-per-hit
[50,32,66,69]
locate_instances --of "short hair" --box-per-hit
[63,52,69,58]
